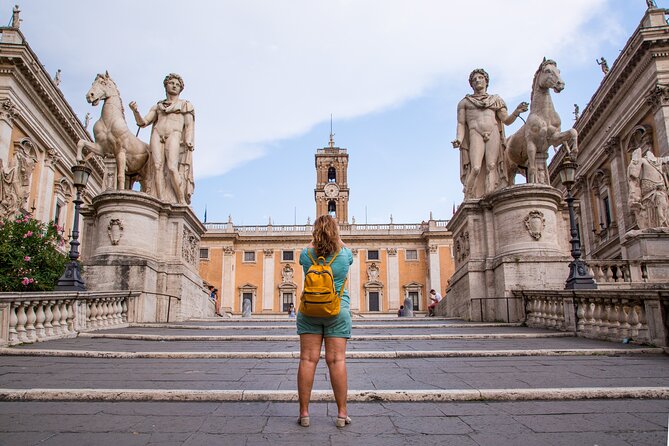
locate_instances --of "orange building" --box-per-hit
[199,136,454,315]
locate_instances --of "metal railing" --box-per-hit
[470,297,521,323]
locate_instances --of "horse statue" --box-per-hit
[77,72,154,193]
[505,59,578,184]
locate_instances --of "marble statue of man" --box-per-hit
[628,147,669,229]
[452,69,528,199]
[129,74,195,204]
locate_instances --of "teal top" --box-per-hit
[299,247,353,305]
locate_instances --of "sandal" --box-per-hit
[297,415,310,427]
[335,416,351,428]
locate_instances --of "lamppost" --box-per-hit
[55,162,92,291]
[558,156,597,290]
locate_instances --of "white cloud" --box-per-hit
[24,0,613,180]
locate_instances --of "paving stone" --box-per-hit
[391,415,473,435]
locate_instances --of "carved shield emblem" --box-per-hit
[524,210,545,240]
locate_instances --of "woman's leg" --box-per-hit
[298,334,323,417]
[324,337,348,418]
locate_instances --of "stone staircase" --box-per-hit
[0,316,668,445]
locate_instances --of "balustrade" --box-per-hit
[1,292,135,346]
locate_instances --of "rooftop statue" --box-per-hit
[505,59,578,185]
[130,74,195,205]
[452,69,528,199]
[77,72,154,195]
[628,147,669,229]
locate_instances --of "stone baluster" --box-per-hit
[113,298,122,325]
[65,300,75,332]
[8,304,18,344]
[620,264,630,282]
[609,303,621,339]
[51,301,62,336]
[576,299,586,332]
[600,300,612,338]
[619,301,631,339]
[90,300,99,329]
[583,299,595,336]
[16,302,28,343]
[43,301,54,337]
[592,301,603,336]
[95,300,103,326]
[548,299,557,328]
[121,298,128,323]
[34,301,46,340]
[100,299,109,326]
[24,301,36,343]
[636,304,649,342]
[629,303,641,339]
[59,301,69,335]
[557,300,565,328]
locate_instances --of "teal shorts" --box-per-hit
[296,301,352,338]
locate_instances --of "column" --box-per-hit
[386,248,400,311]
[222,247,235,313]
[262,249,275,312]
[37,148,58,221]
[0,98,18,166]
[349,248,360,311]
[428,244,441,294]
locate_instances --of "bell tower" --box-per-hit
[315,131,349,224]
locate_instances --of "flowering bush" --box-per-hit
[0,213,70,291]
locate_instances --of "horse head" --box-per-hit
[533,59,565,95]
[86,71,119,106]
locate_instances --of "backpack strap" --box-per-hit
[326,249,340,266]
[338,278,347,297]
[306,249,317,265]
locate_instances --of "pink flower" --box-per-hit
[21,277,34,286]
[24,256,31,262]
[23,231,33,238]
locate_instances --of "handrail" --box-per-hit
[140,291,182,323]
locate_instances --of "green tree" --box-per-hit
[0,213,69,291]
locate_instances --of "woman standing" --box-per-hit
[296,215,353,428]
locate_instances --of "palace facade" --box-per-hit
[198,137,454,315]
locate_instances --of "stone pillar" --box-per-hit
[37,149,58,221]
[80,191,212,322]
[386,248,400,312]
[349,248,360,312]
[222,246,235,314]
[445,185,571,321]
[428,244,441,295]
[262,249,275,312]
[0,98,18,166]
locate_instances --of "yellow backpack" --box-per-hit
[299,249,346,318]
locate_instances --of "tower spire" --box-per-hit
[329,114,335,148]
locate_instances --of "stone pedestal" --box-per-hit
[443,184,571,321]
[80,191,213,322]
[622,229,669,282]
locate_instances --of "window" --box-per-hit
[602,196,612,227]
[406,249,418,260]
[328,166,336,182]
[282,250,294,262]
[367,250,379,261]
[243,251,256,262]
[368,291,380,311]
[199,248,209,259]
[408,291,419,311]
[282,292,294,311]
[328,200,337,217]
[53,201,63,226]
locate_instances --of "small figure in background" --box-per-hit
[573,104,580,121]
[647,0,658,10]
[428,289,442,317]
[288,303,296,318]
[596,57,609,75]
[53,69,62,87]
[11,5,21,29]
[397,305,404,317]
[84,112,91,130]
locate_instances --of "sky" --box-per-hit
[11,0,651,225]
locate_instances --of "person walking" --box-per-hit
[296,215,353,428]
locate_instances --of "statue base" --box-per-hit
[80,191,214,322]
[443,184,571,321]
[622,229,669,283]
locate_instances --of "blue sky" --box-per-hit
[15,0,649,224]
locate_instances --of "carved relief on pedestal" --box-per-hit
[428,244,438,253]
[454,231,470,263]
[387,248,397,256]
[223,246,234,256]
[263,248,274,258]
[107,219,123,245]
[524,210,546,240]
[181,226,198,265]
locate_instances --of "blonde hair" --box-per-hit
[312,215,341,257]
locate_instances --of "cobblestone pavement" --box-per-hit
[0,317,667,445]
